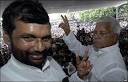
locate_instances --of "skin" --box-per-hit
[8,20,52,69]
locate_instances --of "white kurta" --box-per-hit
[0,55,85,82]
[63,32,128,82]
[0,55,66,81]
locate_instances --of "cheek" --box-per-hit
[94,38,108,47]
[13,39,34,50]
[101,38,112,46]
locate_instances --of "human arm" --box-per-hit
[59,15,88,56]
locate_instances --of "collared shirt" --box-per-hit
[0,54,84,82]
[0,55,66,81]
[63,32,128,82]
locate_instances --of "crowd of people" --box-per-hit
[52,38,77,76]
[119,26,128,70]
[0,0,128,82]
[75,28,93,46]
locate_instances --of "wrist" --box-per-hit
[65,30,70,36]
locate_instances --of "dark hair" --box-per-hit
[2,0,49,35]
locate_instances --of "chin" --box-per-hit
[31,60,43,64]
[93,44,101,48]
[29,61,43,67]
[29,57,47,66]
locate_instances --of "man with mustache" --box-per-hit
[59,15,128,81]
[0,0,92,81]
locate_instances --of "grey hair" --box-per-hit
[96,16,121,34]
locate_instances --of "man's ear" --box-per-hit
[3,31,10,45]
[113,33,119,43]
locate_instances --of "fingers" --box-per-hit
[61,15,65,22]
[77,61,92,79]
[86,60,92,70]
[64,15,69,24]
[82,56,89,62]
[59,15,70,35]
[81,59,91,69]
[82,49,89,61]
[76,54,81,65]
[86,62,92,74]
[78,60,92,76]
[61,15,68,24]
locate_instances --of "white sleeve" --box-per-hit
[63,32,87,57]
[69,72,89,82]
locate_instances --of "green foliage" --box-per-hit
[118,3,128,18]
[79,3,128,22]
[79,7,116,21]
[119,3,128,13]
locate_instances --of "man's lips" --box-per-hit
[30,55,43,60]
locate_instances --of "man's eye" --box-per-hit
[22,37,34,41]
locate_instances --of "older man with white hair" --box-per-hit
[59,15,128,82]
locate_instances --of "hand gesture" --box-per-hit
[76,50,92,79]
[59,15,70,35]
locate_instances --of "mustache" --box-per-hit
[27,48,53,56]
[29,51,47,55]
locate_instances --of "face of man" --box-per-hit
[10,20,52,68]
[93,22,117,49]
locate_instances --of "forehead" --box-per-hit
[14,20,51,36]
[95,22,112,32]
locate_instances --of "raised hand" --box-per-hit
[59,15,70,35]
[76,50,92,79]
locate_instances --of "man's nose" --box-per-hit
[34,39,45,52]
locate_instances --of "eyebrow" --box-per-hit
[19,34,36,38]
[18,34,51,39]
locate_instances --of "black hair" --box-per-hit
[2,0,49,35]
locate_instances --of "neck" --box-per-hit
[93,47,99,52]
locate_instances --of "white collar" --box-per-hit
[10,55,50,72]
[93,43,119,57]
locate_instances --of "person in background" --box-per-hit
[59,15,128,81]
[0,43,10,67]
[76,28,93,46]
[0,0,92,81]
[119,25,128,70]
[52,39,76,76]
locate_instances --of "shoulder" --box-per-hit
[48,56,62,69]
[47,56,67,78]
